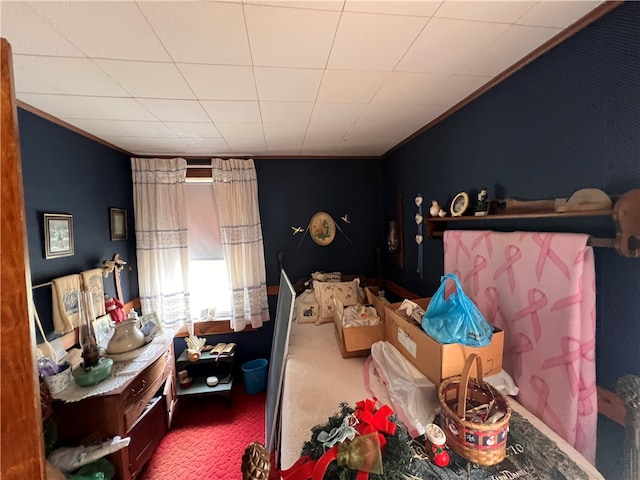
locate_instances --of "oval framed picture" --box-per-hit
[310,211,336,246]
[450,192,470,217]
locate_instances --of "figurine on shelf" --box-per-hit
[429,200,441,217]
[438,209,447,218]
[475,188,489,216]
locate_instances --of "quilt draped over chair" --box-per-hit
[131,157,190,326]
[443,230,597,463]
[211,158,269,331]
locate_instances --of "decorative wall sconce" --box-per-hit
[387,221,399,252]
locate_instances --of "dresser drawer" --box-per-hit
[123,349,172,431]
[128,396,166,478]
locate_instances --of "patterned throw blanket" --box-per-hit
[408,410,590,480]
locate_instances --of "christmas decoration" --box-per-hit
[241,442,271,480]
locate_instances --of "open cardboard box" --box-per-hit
[332,296,385,359]
[364,286,391,323]
[384,298,504,385]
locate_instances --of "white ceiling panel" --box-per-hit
[1,0,608,157]
[201,100,262,123]
[137,2,251,65]
[14,55,129,96]
[317,70,388,104]
[328,12,428,71]
[434,1,536,23]
[94,60,195,99]
[244,4,340,68]
[164,122,223,139]
[254,67,323,102]
[0,2,84,56]
[397,17,510,74]
[137,99,210,122]
[27,1,170,61]
[177,64,257,101]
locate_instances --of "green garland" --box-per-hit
[300,402,414,480]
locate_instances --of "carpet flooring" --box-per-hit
[139,382,266,480]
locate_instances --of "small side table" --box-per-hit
[175,347,235,406]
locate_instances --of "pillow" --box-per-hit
[313,278,360,323]
[293,289,319,324]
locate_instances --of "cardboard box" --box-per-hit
[365,286,391,323]
[332,296,385,358]
[384,299,504,385]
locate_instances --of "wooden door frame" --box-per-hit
[1,37,46,480]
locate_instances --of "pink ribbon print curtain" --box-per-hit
[443,230,597,463]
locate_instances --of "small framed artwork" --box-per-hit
[139,312,162,338]
[309,211,336,246]
[44,213,74,259]
[110,208,127,241]
[92,314,113,348]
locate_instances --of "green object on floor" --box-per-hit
[65,458,115,480]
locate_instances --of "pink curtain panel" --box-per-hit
[443,230,597,463]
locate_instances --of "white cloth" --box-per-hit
[80,268,106,317]
[51,274,81,334]
[211,158,269,331]
[131,158,190,326]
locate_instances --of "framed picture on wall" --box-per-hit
[44,213,74,259]
[110,208,127,241]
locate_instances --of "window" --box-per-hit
[185,181,231,320]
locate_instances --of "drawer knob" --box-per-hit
[131,379,146,397]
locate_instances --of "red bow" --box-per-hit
[280,400,396,480]
[354,399,396,449]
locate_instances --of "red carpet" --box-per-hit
[139,382,266,480]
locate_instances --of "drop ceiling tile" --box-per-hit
[260,101,314,123]
[244,1,344,11]
[254,67,323,102]
[182,137,231,151]
[317,70,387,103]
[463,24,559,77]
[244,4,339,68]
[17,94,157,121]
[105,136,191,155]
[434,1,536,23]
[397,17,510,74]
[372,72,449,105]
[27,1,170,61]
[215,123,264,138]
[200,100,261,123]
[138,2,251,64]
[310,103,365,124]
[137,99,210,122]
[13,65,61,95]
[304,122,351,143]
[164,122,223,139]
[94,60,194,99]
[328,12,428,71]
[70,119,177,138]
[225,136,267,153]
[177,64,257,101]
[13,56,129,96]
[517,1,604,28]
[344,0,441,17]
[0,2,84,56]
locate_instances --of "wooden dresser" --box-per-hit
[52,343,177,480]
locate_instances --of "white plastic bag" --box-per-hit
[365,341,439,438]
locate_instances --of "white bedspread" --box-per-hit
[280,322,368,470]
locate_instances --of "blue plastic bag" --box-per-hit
[421,273,493,346]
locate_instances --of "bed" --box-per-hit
[278,320,605,479]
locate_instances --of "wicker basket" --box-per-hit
[438,353,511,466]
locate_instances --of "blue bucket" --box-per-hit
[241,358,268,395]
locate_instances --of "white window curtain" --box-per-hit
[131,157,190,326]
[211,158,269,331]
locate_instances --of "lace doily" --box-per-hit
[52,331,174,403]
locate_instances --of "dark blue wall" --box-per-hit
[19,109,137,341]
[382,4,639,476]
